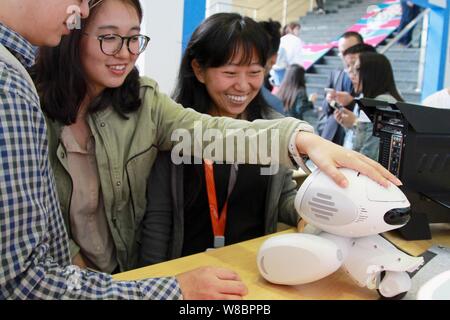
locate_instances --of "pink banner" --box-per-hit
[302,1,402,70]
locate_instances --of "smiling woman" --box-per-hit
[139,13,305,267]
[31,0,148,273]
[79,0,144,96]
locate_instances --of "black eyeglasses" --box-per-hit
[83,33,150,56]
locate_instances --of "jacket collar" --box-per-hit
[0,22,36,68]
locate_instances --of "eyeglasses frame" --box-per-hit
[83,33,151,56]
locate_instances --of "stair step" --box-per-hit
[323,56,342,67]
[311,64,337,75]
[401,91,422,104]
[305,74,329,85]
[385,51,420,60]
[394,71,420,81]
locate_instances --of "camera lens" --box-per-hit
[383,207,411,226]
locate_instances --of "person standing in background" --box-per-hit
[271,22,304,87]
[314,0,326,14]
[398,0,421,47]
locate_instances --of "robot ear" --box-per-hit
[66,5,82,30]
[257,233,343,285]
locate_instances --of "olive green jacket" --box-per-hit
[45,77,312,271]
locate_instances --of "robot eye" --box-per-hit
[383,207,411,226]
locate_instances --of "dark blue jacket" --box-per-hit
[317,69,354,145]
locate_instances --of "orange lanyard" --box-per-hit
[203,159,237,248]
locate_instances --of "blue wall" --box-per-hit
[182,0,206,53]
[412,0,450,100]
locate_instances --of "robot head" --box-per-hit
[294,168,410,238]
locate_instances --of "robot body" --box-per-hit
[257,168,424,298]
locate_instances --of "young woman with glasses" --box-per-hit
[31,0,401,300]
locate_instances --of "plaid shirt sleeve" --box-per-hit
[0,62,182,300]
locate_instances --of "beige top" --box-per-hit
[422,88,450,109]
[61,126,117,273]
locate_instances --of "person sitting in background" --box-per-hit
[324,42,377,123]
[139,13,307,266]
[317,31,364,145]
[276,64,318,128]
[258,19,285,113]
[332,52,404,160]
[422,88,450,109]
[271,22,304,87]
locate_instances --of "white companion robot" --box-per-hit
[257,168,424,299]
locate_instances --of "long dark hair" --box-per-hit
[173,12,271,122]
[276,64,306,111]
[358,52,404,102]
[31,0,144,125]
[174,13,271,207]
[259,19,281,57]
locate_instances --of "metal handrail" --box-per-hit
[380,8,430,95]
[416,10,429,92]
[380,8,430,54]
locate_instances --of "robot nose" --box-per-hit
[383,207,411,226]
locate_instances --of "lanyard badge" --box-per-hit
[203,159,238,249]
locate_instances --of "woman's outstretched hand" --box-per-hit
[295,131,402,188]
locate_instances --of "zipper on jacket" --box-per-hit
[124,145,157,226]
[58,143,74,237]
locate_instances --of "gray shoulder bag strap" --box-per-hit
[0,43,37,94]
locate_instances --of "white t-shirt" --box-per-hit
[422,89,450,109]
[278,34,304,67]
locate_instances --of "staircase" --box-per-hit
[300,0,381,44]
[299,0,423,106]
[380,45,422,103]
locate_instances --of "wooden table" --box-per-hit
[113,224,450,300]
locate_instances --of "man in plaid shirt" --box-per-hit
[0,0,247,300]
